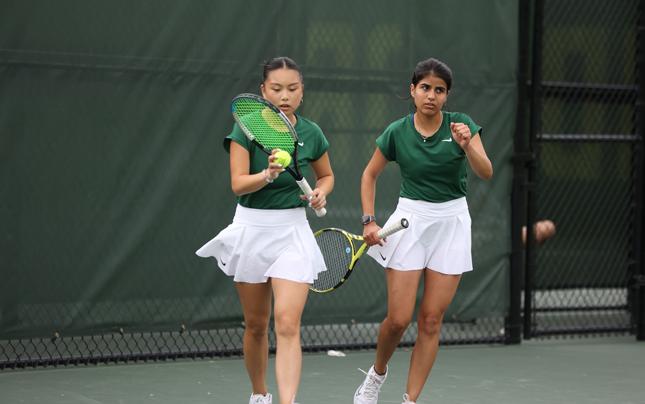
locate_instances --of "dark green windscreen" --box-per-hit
[0,0,516,338]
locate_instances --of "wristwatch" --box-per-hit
[361,215,376,225]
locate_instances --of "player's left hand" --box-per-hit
[300,188,327,210]
[450,122,472,150]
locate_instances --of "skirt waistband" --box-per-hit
[396,197,468,218]
[233,204,308,227]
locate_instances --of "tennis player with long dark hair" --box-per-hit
[353,58,493,404]
[197,56,334,404]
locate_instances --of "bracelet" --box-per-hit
[262,169,274,183]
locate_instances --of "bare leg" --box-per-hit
[373,269,423,374]
[406,270,461,401]
[235,282,273,396]
[272,278,309,404]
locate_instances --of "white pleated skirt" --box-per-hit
[367,197,473,275]
[196,205,327,284]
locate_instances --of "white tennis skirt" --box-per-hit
[195,205,327,284]
[367,197,473,275]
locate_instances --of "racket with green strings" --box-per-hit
[231,93,326,217]
[311,218,409,293]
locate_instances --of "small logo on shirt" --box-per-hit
[298,141,305,147]
[219,258,227,266]
[441,138,453,142]
[379,252,387,261]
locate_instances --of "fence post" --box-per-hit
[508,0,532,344]
[637,0,645,341]
[523,0,544,339]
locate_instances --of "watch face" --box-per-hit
[362,215,374,225]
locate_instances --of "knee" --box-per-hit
[384,316,412,336]
[417,311,444,336]
[273,313,301,339]
[244,318,269,339]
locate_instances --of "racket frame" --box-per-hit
[310,218,409,293]
[231,93,326,217]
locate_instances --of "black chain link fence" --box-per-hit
[526,0,640,337]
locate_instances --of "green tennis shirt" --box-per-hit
[224,115,329,209]
[376,111,482,202]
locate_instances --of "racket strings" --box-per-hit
[232,98,295,153]
[312,230,354,291]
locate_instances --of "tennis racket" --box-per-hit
[310,218,409,293]
[231,93,326,217]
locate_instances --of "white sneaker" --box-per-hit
[402,393,416,404]
[249,393,272,404]
[354,365,387,404]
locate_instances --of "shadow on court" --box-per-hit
[0,336,643,403]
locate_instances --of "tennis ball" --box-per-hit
[274,150,292,167]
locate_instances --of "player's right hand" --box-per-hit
[266,149,285,180]
[363,222,384,246]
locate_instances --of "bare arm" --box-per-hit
[229,142,283,196]
[464,134,493,180]
[450,122,493,180]
[361,148,389,245]
[305,151,334,211]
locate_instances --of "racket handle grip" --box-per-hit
[296,178,327,217]
[377,218,409,239]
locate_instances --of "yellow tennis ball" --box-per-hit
[274,150,292,167]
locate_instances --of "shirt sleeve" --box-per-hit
[312,122,329,161]
[375,124,397,161]
[454,112,483,137]
[223,123,251,153]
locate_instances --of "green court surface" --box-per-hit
[1,336,643,403]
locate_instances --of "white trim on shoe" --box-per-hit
[249,392,272,404]
[402,393,416,404]
[353,365,387,404]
